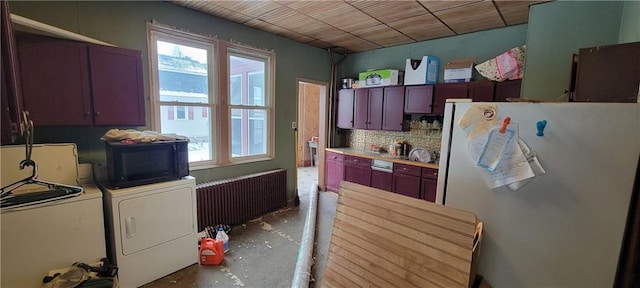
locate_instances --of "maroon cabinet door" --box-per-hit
[468,81,495,102]
[17,34,93,126]
[354,89,369,129]
[392,163,421,198]
[433,83,468,115]
[354,88,383,130]
[392,173,421,198]
[367,88,383,130]
[421,168,438,202]
[404,85,433,114]
[336,89,354,129]
[421,178,437,202]
[325,152,344,192]
[371,170,393,192]
[344,155,371,186]
[494,79,522,102]
[382,86,405,131]
[89,45,145,126]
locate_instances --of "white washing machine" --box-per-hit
[98,171,198,288]
[0,144,106,287]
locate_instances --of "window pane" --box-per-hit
[229,55,265,106]
[160,105,212,162]
[157,40,209,104]
[230,75,242,105]
[231,108,267,157]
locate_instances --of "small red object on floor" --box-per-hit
[200,238,224,265]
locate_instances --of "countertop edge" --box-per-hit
[326,148,439,169]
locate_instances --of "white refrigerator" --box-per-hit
[436,101,639,287]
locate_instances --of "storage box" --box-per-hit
[404,56,439,85]
[358,69,403,87]
[444,57,476,83]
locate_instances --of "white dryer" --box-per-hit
[99,175,198,288]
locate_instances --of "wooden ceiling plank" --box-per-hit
[388,14,455,41]
[434,1,505,34]
[350,1,428,23]
[417,0,482,12]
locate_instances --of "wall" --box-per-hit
[297,83,320,167]
[8,1,331,201]
[340,24,529,82]
[345,120,443,161]
[523,1,624,100]
[620,1,640,43]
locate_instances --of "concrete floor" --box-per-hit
[142,166,338,288]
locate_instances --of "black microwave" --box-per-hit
[105,140,189,188]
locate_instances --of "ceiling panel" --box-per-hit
[349,1,428,23]
[351,24,415,47]
[434,1,505,34]
[388,13,455,41]
[169,0,549,53]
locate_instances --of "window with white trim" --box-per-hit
[148,24,275,168]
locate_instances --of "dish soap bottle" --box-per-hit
[216,227,229,253]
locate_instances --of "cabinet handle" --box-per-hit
[95,111,101,116]
[332,156,337,159]
[84,111,91,116]
[125,217,136,238]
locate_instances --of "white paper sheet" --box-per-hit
[468,134,535,189]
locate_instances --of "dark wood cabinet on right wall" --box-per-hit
[573,41,640,103]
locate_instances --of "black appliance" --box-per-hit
[105,140,189,188]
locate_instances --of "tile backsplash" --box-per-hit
[345,120,442,158]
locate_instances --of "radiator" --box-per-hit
[196,169,287,231]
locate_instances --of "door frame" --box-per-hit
[296,78,328,191]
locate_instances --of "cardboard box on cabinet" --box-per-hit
[444,57,476,83]
[404,56,439,85]
[358,69,403,88]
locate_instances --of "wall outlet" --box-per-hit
[291,122,297,129]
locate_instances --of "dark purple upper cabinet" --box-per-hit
[16,33,145,126]
[495,79,522,102]
[17,34,93,126]
[89,44,145,126]
[354,88,383,130]
[433,83,469,115]
[382,86,406,131]
[404,85,433,114]
[336,89,354,129]
[468,81,495,102]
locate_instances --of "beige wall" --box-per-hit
[297,83,320,167]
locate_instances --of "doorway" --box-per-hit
[296,80,327,194]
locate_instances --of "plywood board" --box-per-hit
[322,181,481,288]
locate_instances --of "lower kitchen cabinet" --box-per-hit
[325,152,344,192]
[371,169,393,192]
[421,168,438,202]
[344,155,372,187]
[392,163,421,199]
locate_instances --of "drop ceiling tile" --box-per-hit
[388,13,455,41]
[349,1,428,23]
[245,19,314,43]
[495,1,546,25]
[351,24,414,47]
[171,1,254,24]
[417,1,482,12]
[288,1,381,31]
[434,1,505,34]
[212,1,283,18]
[320,33,382,52]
